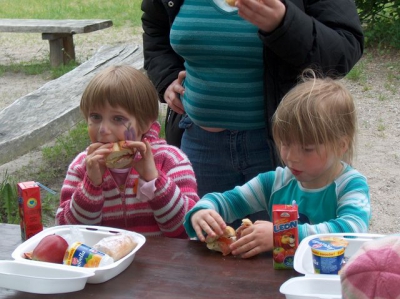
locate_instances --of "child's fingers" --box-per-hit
[123,141,147,158]
[193,225,206,242]
[87,142,113,155]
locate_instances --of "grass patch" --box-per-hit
[0,0,142,27]
[0,121,91,226]
[0,59,80,80]
[346,60,366,82]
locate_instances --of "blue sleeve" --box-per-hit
[184,172,275,237]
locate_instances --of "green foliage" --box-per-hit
[41,121,90,167]
[0,59,80,80]
[0,172,18,224]
[355,0,400,48]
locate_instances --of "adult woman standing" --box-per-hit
[141,0,364,206]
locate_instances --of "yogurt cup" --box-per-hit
[308,237,349,274]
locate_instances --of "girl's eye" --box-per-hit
[89,113,101,122]
[303,146,315,152]
[113,116,126,123]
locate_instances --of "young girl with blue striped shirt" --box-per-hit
[184,71,371,258]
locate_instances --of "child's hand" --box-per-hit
[191,209,227,242]
[127,139,158,182]
[85,142,113,186]
[230,220,273,258]
[236,0,286,33]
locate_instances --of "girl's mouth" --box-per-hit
[290,168,302,176]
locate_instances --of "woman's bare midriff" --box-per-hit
[200,126,226,133]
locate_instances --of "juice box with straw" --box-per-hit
[18,181,43,240]
[273,204,299,269]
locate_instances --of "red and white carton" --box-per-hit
[273,204,299,269]
[17,181,43,240]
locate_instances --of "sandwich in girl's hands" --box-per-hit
[205,219,253,256]
[105,141,137,169]
[205,226,236,256]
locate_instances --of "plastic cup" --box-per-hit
[308,237,349,274]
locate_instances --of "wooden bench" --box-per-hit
[0,19,113,67]
[0,43,144,165]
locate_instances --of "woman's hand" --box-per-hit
[230,220,274,258]
[191,209,227,242]
[85,142,113,186]
[164,71,186,114]
[125,139,158,182]
[236,0,286,33]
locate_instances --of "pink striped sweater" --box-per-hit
[56,122,199,238]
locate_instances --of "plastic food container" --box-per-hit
[280,233,385,299]
[308,237,348,274]
[0,260,94,294]
[0,225,146,293]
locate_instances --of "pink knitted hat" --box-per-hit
[340,235,400,299]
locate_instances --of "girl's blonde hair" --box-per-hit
[272,70,357,164]
[80,65,159,134]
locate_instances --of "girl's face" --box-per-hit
[280,142,343,189]
[87,102,142,143]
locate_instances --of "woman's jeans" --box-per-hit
[180,115,279,226]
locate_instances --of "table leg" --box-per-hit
[42,33,76,67]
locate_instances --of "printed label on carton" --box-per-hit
[273,204,299,269]
[18,181,43,240]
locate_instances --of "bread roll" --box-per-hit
[93,233,137,262]
[105,141,136,169]
[205,226,236,256]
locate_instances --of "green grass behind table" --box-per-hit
[0,0,143,27]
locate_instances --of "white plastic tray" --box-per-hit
[0,260,94,294]
[6,225,146,290]
[280,275,341,299]
[280,233,385,299]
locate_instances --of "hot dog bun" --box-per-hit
[205,226,236,256]
[93,233,138,262]
[105,141,136,169]
[205,219,253,256]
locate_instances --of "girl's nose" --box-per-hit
[285,146,300,162]
[99,122,111,135]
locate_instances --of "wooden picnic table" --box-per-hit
[0,19,113,66]
[0,223,299,298]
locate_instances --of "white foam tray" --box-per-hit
[1,225,146,293]
[280,233,385,299]
[0,260,94,294]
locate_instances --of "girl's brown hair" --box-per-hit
[272,70,357,164]
[80,65,159,134]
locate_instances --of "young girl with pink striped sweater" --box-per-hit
[56,65,199,238]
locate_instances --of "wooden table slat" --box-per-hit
[0,19,113,34]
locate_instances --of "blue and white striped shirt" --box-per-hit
[170,0,264,130]
[184,163,371,241]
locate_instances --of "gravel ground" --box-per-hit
[0,28,399,235]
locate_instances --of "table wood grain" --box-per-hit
[0,223,299,298]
